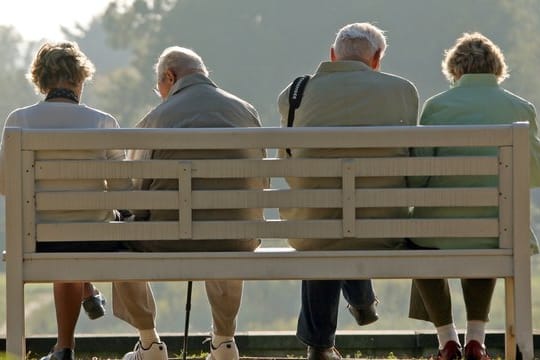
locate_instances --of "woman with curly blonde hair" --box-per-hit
[408,32,540,360]
[0,41,127,360]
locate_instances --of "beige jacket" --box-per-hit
[277,61,419,250]
[128,73,267,251]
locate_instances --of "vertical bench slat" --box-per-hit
[22,150,36,253]
[178,161,192,239]
[342,159,355,238]
[498,146,513,249]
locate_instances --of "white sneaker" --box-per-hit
[122,341,168,360]
[206,338,239,360]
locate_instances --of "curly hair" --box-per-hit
[442,32,508,83]
[27,41,95,94]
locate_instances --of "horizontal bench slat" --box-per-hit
[34,157,498,179]
[22,249,514,282]
[35,187,499,210]
[36,218,499,241]
[194,157,498,178]
[26,247,513,258]
[190,219,499,239]
[20,125,514,150]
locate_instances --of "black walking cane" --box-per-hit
[183,280,193,360]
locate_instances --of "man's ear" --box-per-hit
[166,69,177,83]
[371,49,382,70]
[330,47,337,62]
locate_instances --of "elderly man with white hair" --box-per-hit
[113,46,266,360]
[277,23,418,360]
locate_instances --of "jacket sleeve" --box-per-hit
[408,98,436,188]
[105,116,133,191]
[0,111,20,195]
[527,104,540,187]
[276,85,291,160]
[404,81,420,126]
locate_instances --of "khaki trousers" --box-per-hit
[409,278,496,326]
[113,280,243,336]
[113,281,157,330]
[114,225,259,334]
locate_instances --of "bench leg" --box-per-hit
[513,272,534,360]
[6,269,25,357]
[505,277,517,360]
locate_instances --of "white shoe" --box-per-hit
[206,338,239,360]
[122,341,168,360]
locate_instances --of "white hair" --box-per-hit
[155,46,208,80]
[332,23,387,61]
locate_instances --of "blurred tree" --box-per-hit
[61,17,135,125]
[94,0,171,125]
[95,0,516,127]
[500,0,540,109]
[0,26,38,270]
[0,25,38,121]
[63,18,132,74]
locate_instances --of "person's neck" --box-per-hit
[45,85,80,104]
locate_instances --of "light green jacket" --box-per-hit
[411,74,540,250]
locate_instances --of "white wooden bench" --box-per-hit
[2,124,533,359]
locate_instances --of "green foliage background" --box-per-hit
[1,0,540,336]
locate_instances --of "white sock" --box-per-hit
[436,323,460,350]
[139,328,160,348]
[212,334,234,347]
[465,320,486,345]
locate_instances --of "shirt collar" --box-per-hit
[453,74,499,88]
[315,60,373,74]
[166,72,217,98]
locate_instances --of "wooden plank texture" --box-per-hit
[34,156,498,179]
[20,125,513,150]
[35,187,498,210]
[36,218,498,241]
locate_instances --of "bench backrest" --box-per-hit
[2,123,530,254]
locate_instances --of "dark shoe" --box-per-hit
[82,292,106,320]
[347,300,379,326]
[437,340,462,360]
[40,348,74,360]
[307,346,342,360]
[464,340,490,360]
